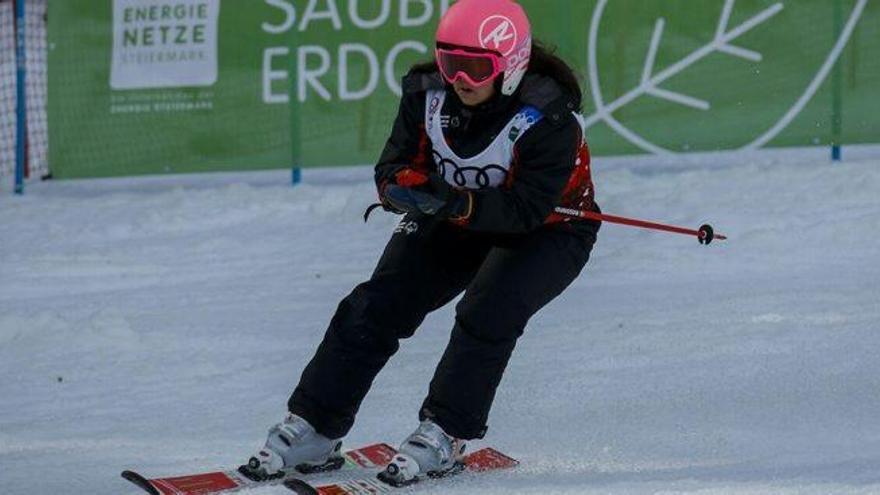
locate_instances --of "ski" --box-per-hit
[284,447,518,494]
[122,443,397,495]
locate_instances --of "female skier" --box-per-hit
[247,0,600,485]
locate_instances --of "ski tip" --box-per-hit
[465,447,520,471]
[121,470,161,495]
[485,447,519,465]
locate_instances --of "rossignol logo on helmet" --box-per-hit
[479,15,518,56]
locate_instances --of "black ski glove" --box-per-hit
[365,164,414,220]
[384,174,472,220]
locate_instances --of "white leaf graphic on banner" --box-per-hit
[583,0,869,154]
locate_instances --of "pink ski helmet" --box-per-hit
[435,0,532,96]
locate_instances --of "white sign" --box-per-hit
[111,0,220,90]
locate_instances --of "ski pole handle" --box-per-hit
[554,207,727,245]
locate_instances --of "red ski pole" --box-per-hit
[554,207,727,245]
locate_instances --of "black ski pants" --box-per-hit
[289,213,599,440]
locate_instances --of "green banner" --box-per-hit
[292,0,879,166]
[48,0,879,178]
[48,0,296,178]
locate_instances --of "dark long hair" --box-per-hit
[409,39,583,105]
[528,40,583,106]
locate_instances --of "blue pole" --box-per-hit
[292,167,302,185]
[14,0,26,194]
[831,0,843,163]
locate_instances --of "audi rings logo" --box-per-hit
[479,15,518,56]
[433,151,507,189]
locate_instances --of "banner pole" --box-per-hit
[14,0,27,195]
[289,42,302,186]
[831,0,844,162]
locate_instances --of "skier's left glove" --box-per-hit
[384,173,473,221]
[365,166,432,221]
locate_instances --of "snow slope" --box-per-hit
[1,152,879,494]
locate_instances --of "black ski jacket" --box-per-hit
[375,70,598,235]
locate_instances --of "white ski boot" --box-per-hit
[378,420,467,486]
[242,414,343,480]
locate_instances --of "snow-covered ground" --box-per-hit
[1,150,879,494]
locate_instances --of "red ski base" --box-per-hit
[122,443,397,495]
[285,447,519,495]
